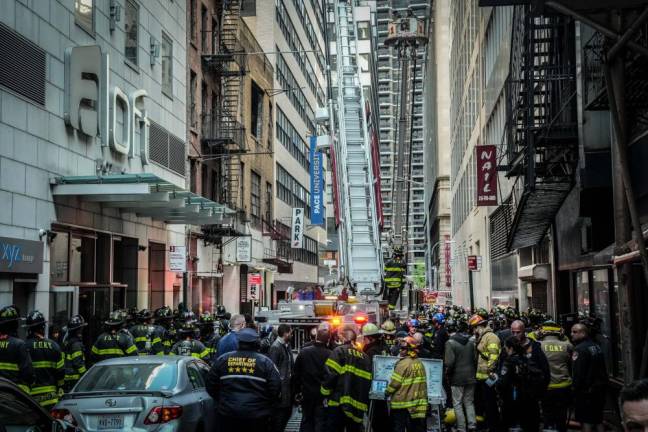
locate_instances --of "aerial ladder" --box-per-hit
[330,1,383,296]
[383,9,427,309]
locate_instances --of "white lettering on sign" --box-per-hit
[291,208,304,249]
[64,45,149,165]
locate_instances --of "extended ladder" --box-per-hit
[332,1,383,294]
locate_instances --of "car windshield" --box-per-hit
[75,363,177,392]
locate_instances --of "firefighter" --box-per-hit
[129,309,159,354]
[199,312,220,362]
[537,320,573,432]
[385,336,428,432]
[170,320,210,360]
[62,314,87,391]
[0,305,34,393]
[90,310,138,364]
[469,313,501,432]
[380,320,397,353]
[362,323,388,359]
[321,324,372,431]
[384,247,406,310]
[153,306,174,354]
[24,310,65,408]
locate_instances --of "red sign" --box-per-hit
[444,235,452,288]
[476,145,497,206]
[248,273,262,285]
[467,255,478,271]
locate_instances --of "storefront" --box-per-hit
[49,173,234,343]
[0,236,44,326]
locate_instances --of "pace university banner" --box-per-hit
[309,135,324,225]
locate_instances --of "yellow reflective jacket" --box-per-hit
[475,328,500,380]
[386,356,428,418]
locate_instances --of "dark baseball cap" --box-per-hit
[236,327,259,342]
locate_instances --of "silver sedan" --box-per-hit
[52,356,215,432]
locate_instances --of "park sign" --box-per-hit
[291,208,304,248]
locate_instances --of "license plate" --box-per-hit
[97,415,124,430]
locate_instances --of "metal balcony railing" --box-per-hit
[201,113,246,153]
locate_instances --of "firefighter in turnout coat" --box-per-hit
[385,336,428,432]
[321,324,373,431]
[62,315,87,391]
[24,311,65,408]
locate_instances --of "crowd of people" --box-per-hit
[0,302,646,431]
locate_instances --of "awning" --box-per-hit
[52,173,235,225]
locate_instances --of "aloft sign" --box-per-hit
[64,45,150,164]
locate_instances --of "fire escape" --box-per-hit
[503,7,578,250]
[201,0,247,243]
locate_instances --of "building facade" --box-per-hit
[375,0,428,273]
[0,0,189,344]
[186,0,278,316]
[423,0,452,293]
[243,0,328,302]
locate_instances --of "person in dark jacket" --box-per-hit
[294,326,332,432]
[498,330,550,432]
[62,315,87,391]
[571,323,608,432]
[0,305,34,394]
[206,328,282,432]
[431,313,449,359]
[268,324,295,432]
[321,324,372,431]
[90,310,138,364]
[444,320,477,432]
[216,314,246,356]
[25,311,65,408]
[361,323,389,432]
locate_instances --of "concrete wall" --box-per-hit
[0,0,187,318]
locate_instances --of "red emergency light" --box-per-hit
[353,314,368,325]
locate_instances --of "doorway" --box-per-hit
[78,286,126,349]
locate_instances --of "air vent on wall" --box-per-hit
[149,121,186,176]
[0,22,46,106]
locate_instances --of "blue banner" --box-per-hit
[309,135,324,225]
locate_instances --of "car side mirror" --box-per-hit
[51,419,80,432]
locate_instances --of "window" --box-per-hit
[124,0,139,66]
[265,182,273,222]
[240,162,245,210]
[190,71,197,128]
[211,18,218,54]
[251,171,261,225]
[190,0,197,42]
[250,80,263,139]
[357,22,370,40]
[276,163,311,217]
[359,54,370,72]
[186,364,205,389]
[161,33,173,97]
[201,80,208,117]
[75,0,94,34]
[275,108,310,171]
[201,4,208,51]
